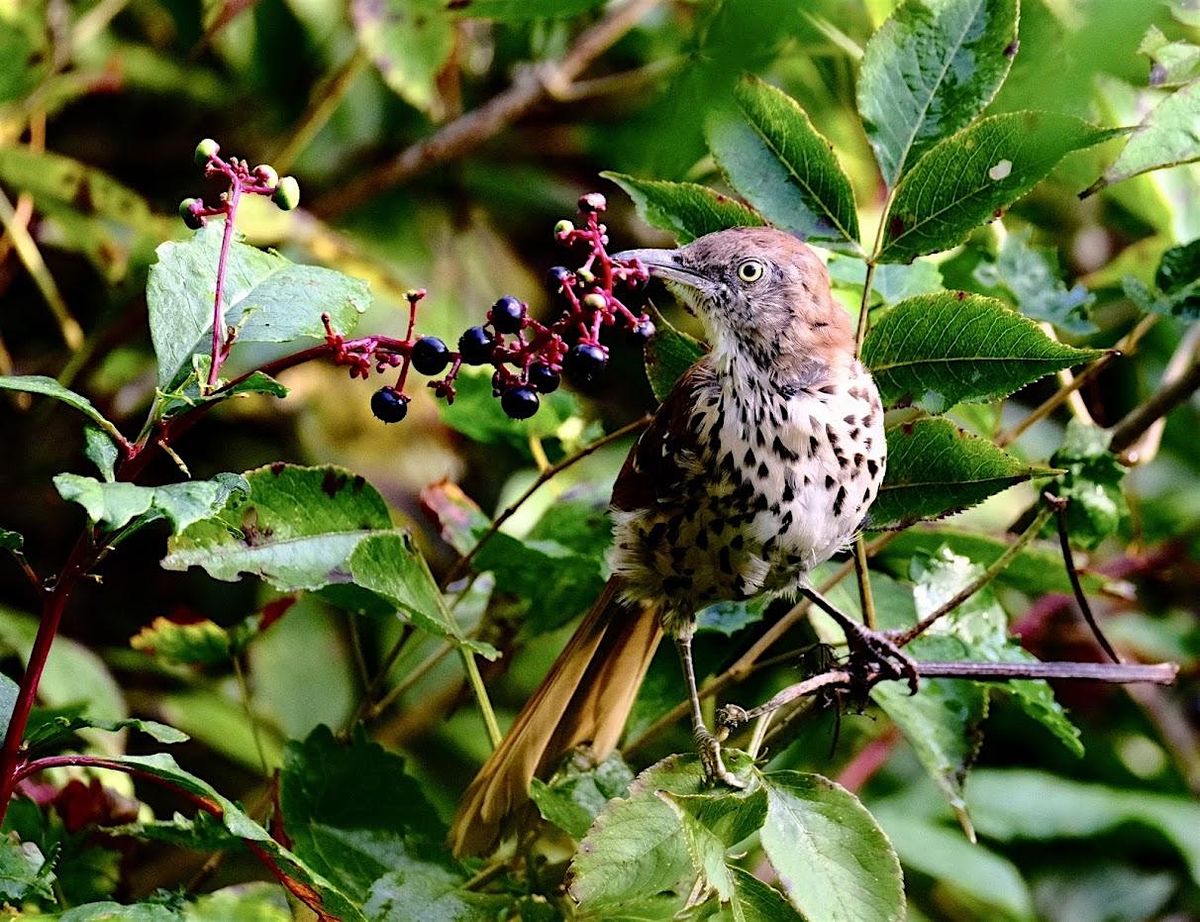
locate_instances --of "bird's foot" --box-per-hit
[695,727,745,789]
[842,621,919,695]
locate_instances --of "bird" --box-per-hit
[449,226,912,857]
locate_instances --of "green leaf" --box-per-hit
[0,528,22,552]
[871,417,1055,528]
[147,223,370,388]
[364,859,511,921]
[964,768,1200,886]
[644,310,707,403]
[706,76,861,251]
[1086,81,1200,196]
[862,292,1103,411]
[1139,25,1200,88]
[84,426,119,482]
[0,375,126,446]
[709,868,800,922]
[530,752,635,840]
[879,112,1119,263]
[758,770,904,922]
[280,725,444,901]
[971,228,1097,334]
[827,256,944,306]
[186,883,291,921]
[661,786,769,903]
[129,616,234,667]
[57,903,181,920]
[871,811,1034,921]
[441,370,583,453]
[23,714,188,752]
[0,834,55,902]
[569,756,707,910]
[449,0,607,18]
[80,751,367,922]
[54,473,249,533]
[858,0,1020,187]
[1046,419,1127,550]
[158,689,284,771]
[1128,237,1200,319]
[603,172,763,244]
[0,673,17,741]
[161,465,391,592]
[351,0,455,116]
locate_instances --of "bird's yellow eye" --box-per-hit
[737,259,765,283]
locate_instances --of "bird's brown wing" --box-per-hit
[611,357,716,513]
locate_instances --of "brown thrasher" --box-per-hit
[450,227,912,857]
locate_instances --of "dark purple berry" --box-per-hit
[411,336,450,375]
[630,318,656,342]
[564,342,608,388]
[490,296,525,333]
[371,386,409,423]
[501,386,540,420]
[547,266,572,291]
[527,362,560,394]
[458,326,494,365]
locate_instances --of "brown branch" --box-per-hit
[995,351,1118,447]
[316,0,663,218]
[1110,344,1200,456]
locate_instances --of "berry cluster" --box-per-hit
[350,192,654,423]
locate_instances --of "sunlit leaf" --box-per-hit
[827,255,944,306]
[862,292,1102,411]
[872,418,1056,527]
[879,113,1118,262]
[0,836,55,902]
[858,0,1020,186]
[707,76,861,251]
[603,172,762,243]
[1139,25,1200,87]
[351,0,454,117]
[448,0,606,18]
[54,473,248,534]
[1046,420,1127,550]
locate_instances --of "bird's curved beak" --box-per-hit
[612,247,706,289]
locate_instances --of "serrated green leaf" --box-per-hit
[569,756,707,910]
[858,0,1019,187]
[84,426,119,482]
[644,310,707,403]
[709,868,799,922]
[1129,237,1200,319]
[130,616,232,666]
[971,228,1097,334]
[147,223,369,388]
[161,464,390,592]
[872,418,1054,527]
[24,714,188,752]
[364,859,512,921]
[54,473,248,534]
[280,725,445,901]
[603,172,763,244]
[661,786,768,902]
[449,0,606,18]
[706,76,861,251]
[1046,419,1127,550]
[1087,81,1200,195]
[530,752,635,840]
[758,770,904,922]
[862,292,1102,411]
[0,375,126,446]
[879,113,1119,263]
[351,0,455,116]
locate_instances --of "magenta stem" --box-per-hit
[207,184,243,389]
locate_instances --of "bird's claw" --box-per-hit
[844,622,919,695]
[695,728,745,789]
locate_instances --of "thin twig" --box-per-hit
[1044,493,1121,663]
[273,49,370,174]
[995,352,1118,447]
[1114,323,1200,465]
[891,507,1054,647]
[1110,343,1200,456]
[460,649,503,750]
[439,414,650,589]
[853,537,876,630]
[854,261,876,353]
[316,0,663,217]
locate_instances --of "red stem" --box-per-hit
[207,185,242,389]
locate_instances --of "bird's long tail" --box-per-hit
[449,577,662,857]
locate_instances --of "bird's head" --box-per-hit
[615,227,855,374]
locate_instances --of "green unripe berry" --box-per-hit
[253,164,279,188]
[272,176,300,211]
[194,138,220,168]
[582,292,607,311]
[179,198,203,230]
[554,219,574,237]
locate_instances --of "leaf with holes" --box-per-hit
[858,0,1020,186]
[604,172,762,244]
[871,418,1056,528]
[862,292,1103,411]
[879,112,1119,263]
[707,76,861,251]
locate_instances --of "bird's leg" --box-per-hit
[800,586,919,694]
[675,629,745,788]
